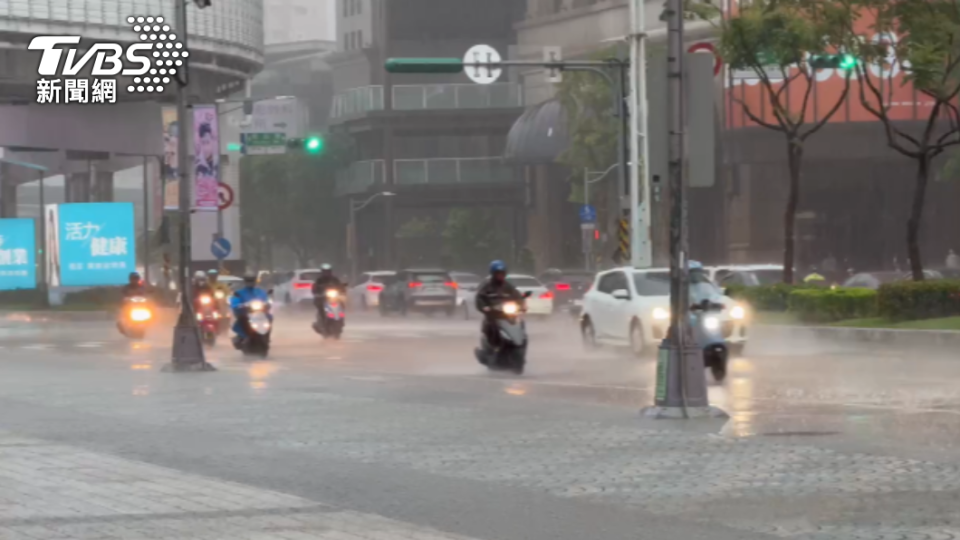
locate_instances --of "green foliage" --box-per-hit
[395,217,440,239]
[240,133,352,268]
[725,283,814,311]
[787,288,878,323]
[62,287,124,308]
[877,280,960,321]
[0,289,46,306]
[441,209,512,271]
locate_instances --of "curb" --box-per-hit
[1,310,113,323]
[756,324,960,349]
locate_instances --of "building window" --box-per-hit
[357,30,363,48]
[343,0,349,17]
[356,0,362,14]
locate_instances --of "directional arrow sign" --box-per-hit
[211,237,231,260]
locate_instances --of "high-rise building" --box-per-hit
[264,0,336,44]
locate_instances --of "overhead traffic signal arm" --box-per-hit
[384,58,464,74]
[286,136,325,154]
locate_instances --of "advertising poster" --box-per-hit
[56,203,137,287]
[162,107,179,210]
[45,204,61,288]
[192,105,219,211]
[0,218,36,290]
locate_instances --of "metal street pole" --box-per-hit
[167,0,211,372]
[142,156,151,285]
[629,0,652,268]
[37,170,46,305]
[350,192,395,280]
[642,0,723,420]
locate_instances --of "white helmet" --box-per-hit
[193,271,207,281]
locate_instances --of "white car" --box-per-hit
[708,264,784,286]
[274,268,323,307]
[347,271,397,310]
[507,274,553,316]
[580,267,748,357]
[451,272,483,319]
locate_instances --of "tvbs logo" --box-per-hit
[29,16,188,103]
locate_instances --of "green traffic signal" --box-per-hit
[384,58,464,74]
[305,136,323,153]
[809,53,857,71]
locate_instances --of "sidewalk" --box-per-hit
[0,431,478,540]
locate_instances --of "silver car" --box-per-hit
[380,268,458,316]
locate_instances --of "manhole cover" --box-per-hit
[762,431,841,437]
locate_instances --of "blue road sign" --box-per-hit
[579,204,597,223]
[211,237,231,260]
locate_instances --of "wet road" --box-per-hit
[2,309,960,538]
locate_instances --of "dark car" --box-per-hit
[538,269,595,312]
[379,268,458,317]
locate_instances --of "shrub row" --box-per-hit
[729,279,960,323]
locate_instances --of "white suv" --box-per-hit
[580,267,748,357]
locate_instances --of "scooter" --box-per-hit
[690,298,728,382]
[195,293,219,347]
[117,296,153,340]
[312,287,345,340]
[234,299,272,358]
[213,289,232,336]
[474,291,533,375]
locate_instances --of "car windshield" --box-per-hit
[372,275,396,284]
[299,272,321,281]
[413,273,448,283]
[638,271,722,300]
[508,276,541,287]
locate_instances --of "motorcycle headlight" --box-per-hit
[213,312,220,319]
[704,316,720,330]
[502,302,518,315]
[131,308,151,322]
[730,305,746,320]
[249,301,264,312]
[652,307,669,320]
[215,291,225,299]
[200,296,211,305]
[326,290,338,299]
[196,313,203,321]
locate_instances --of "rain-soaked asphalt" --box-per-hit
[1,308,960,539]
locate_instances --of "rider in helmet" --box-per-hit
[474,260,525,349]
[121,272,146,298]
[192,270,215,306]
[229,273,271,347]
[311,264,344,296]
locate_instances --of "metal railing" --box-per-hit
[392,83,523,110]
[393,157,515,185]
[330,86,384,119]
[335,160,384,196]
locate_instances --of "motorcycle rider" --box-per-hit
[207,269,232,330]
[312,263,345,326]
[229,273,271,348]
[192,271,216,309]
[475,260,525,350]
[121,272,147,298]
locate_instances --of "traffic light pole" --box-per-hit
[166,0,213,373]
[641,0,722,420]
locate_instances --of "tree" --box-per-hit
[839,0,960,280]
[693,0,854,283]
[555,47,622,261]
[239,134,351,268]
[442,208,512,270]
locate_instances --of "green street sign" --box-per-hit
[243,132,286,146]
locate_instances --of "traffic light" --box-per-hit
[809,54,857,70]
[286,136,325,154]
[384,58,464,74]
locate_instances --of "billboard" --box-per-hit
[0,219,36,290]
[192,105,219,211]
[162,106,179,210]
[49,203,136,287]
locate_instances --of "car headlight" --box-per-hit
[131,308,151,322]
[249,301,264,312]
[730,305,745,320]
[502,302,519,315]
[652,307,669,320]
[704,316,720,330]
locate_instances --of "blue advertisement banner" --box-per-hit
[0,218,36,290]
[57,203,136,287]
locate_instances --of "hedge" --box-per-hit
[787,288,878,323]
[725,283,815,312]
[0,289,47,307]
[877,279,960,321]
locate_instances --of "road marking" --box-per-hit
[75,342,105,348]
[20,344,52,350]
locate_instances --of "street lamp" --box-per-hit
[349,192,396,280]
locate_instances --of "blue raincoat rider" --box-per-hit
[229,273,271,344]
